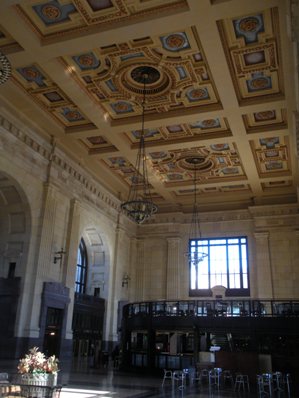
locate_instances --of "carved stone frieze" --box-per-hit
[0,111,120,219]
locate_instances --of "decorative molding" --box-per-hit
[249,204,299,218]
[253,231,269,239]
[294,111,299,157]
[0,111,121,218]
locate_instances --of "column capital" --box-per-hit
[167,237,181,244]
[254,231,269,240]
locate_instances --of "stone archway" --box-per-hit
[71,224,112,368]
[0,171,31,357]
[82,226,111,301]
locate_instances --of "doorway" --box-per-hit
[43,307,63,357]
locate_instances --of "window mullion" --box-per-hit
[239,240,243,289]
[226,239,229,288]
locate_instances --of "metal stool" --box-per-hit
[235,374,250,391]
[222,370,234,387]
[162,369,173,387]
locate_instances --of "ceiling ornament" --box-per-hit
[0,51,11,85]
[121,66,158,224]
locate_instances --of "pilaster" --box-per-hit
[166,237,181,300]
[253,232,274,298]
[135,239,145,301]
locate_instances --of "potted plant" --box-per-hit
[17,346,59,395]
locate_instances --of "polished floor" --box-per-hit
[59,358,295,398]
[0,358,296,398]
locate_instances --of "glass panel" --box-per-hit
[198,274,209,289]
[190,265,196,289]
[243,273,248,288]
[228,246,239,273]
[228,238,239,244]
[210,239,226,245]
[241,245,248,273]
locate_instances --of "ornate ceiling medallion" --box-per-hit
[120,64,171,97]
[178,154,214,172]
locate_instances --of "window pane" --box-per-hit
[190,265,196,289]
[198,274,209,289]
[241,245,248,274]
[243,273,248,288]
[228,246,239,273]
[228,239,239,244]
[210,239,226,245]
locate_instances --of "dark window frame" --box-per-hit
[189,236,250,297]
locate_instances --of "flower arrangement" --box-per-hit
[17,347,59,374]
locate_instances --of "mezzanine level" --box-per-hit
[124,299,299,319]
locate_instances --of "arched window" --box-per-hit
[75,238,88,294]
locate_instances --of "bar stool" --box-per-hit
[257,375,264,397]
[209,368,221,389]
[199,369,209,384]
[191,370,201,384]
[235,374,250,391]
[261,373,273,396]
[283,373,291,397]
[172,370,187,390]
[222,370,234,387]
[272,371,283,392]
[161,369,173,387]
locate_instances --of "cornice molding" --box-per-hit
[0,111,121,220]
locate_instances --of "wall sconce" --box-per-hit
[122,273,130,288]
[54,248,66,264]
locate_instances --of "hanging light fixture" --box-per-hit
[121,66,158,224]
[0,51,11,85]
[184,156,208,265]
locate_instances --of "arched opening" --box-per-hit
[72,227,111,369]
[0,171,31,357]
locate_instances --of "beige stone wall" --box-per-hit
[0,109,132,344]
[133,209,299,301]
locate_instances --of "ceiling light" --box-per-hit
[0,51,11,85]
[185,157,208,265]
[121,66,158,224]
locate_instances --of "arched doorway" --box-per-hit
[72,227,111,368]
[0,171,31,357]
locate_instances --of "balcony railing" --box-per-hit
[124,299,299,319]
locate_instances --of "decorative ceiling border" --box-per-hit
[15,0,189,45]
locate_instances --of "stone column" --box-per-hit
[63,198,81,340]
[103,213,120,349]
[166,237,181,300]
[36,183,59,278]
[128,237,137,303]
[253,232,274,298]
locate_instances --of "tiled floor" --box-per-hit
[59,359,295,398]
[0,358,296,398]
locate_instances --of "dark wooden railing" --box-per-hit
[124,299,299,319]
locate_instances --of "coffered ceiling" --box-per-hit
[0,0,297,214]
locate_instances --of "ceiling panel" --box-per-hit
[0,0,297,213]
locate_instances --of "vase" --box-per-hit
[21,373,57,397]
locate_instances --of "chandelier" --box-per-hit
[184,156,208,265]
[121,66,158,224]
[0,51,11,85]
